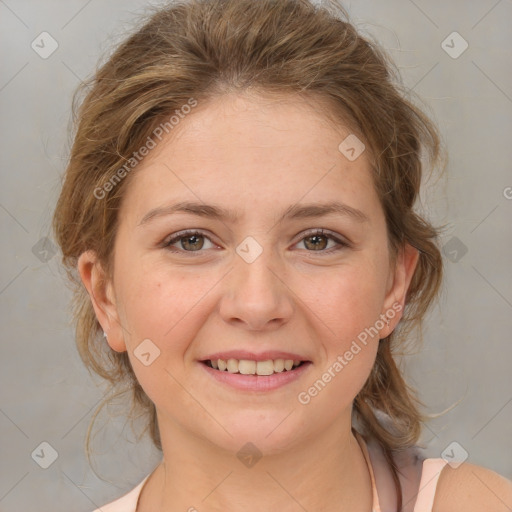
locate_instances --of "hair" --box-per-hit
[52,0,446,508]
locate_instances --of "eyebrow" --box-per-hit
[138,200,369,226]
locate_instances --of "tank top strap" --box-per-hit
[354,430,382,512]
[412,458,449,512]
[353,429,449,512]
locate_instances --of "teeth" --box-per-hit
[239,360,256,375]
[273,359,284,372]
[227,359,238,373]
[208,358,303,375]
[256,360,274,375]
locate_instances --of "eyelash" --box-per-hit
[162,228,350,256]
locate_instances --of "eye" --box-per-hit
[163,230,216,254]
[295,229,350,254]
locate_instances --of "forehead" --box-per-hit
[166,91,361,155]
[120,92,380,222]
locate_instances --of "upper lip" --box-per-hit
[200,350,310,362]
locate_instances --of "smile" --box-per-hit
[199,359,312,392]
[203,358,305,376]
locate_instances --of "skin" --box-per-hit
[78,91,422,511]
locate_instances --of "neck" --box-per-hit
[138,413,373,512]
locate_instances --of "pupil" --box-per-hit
[184,234,202,250]
[306,235,326,250]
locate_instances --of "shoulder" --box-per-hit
[433,462,512,512]
[90,474,149,512]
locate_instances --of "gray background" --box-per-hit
[1,0,511,510]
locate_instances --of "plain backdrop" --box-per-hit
[0,0,511,510]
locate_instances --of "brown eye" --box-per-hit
[164,230,214,252]
[303,233,329,251]
[297,229,349,253]
[180,233,204,251]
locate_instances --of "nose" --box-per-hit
[218,248,294,332]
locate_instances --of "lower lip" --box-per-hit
[198,361,312,392]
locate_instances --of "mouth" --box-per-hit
[199,357,313,392]
[201,358,310,376]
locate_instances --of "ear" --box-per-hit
[379,243,419,338]
[77,250,127,353]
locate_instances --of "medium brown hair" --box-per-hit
[52,0,445,507]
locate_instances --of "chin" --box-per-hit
[213,411,308,455]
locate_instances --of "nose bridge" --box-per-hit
[220,235,293,329]
[234,237,284,302]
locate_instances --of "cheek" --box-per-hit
[114,256,222,367]
[112,253,178,344]
[113,263,206,406]
[297,264,385,413]
[319,258,389,342]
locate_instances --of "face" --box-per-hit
[81,92,417,456]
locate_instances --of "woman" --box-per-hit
[52,0,512,510]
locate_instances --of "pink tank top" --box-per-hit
[93,435,448,512]
[354,431,448,512]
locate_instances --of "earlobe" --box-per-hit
[77,250,127,353]
[381,243,420,337]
